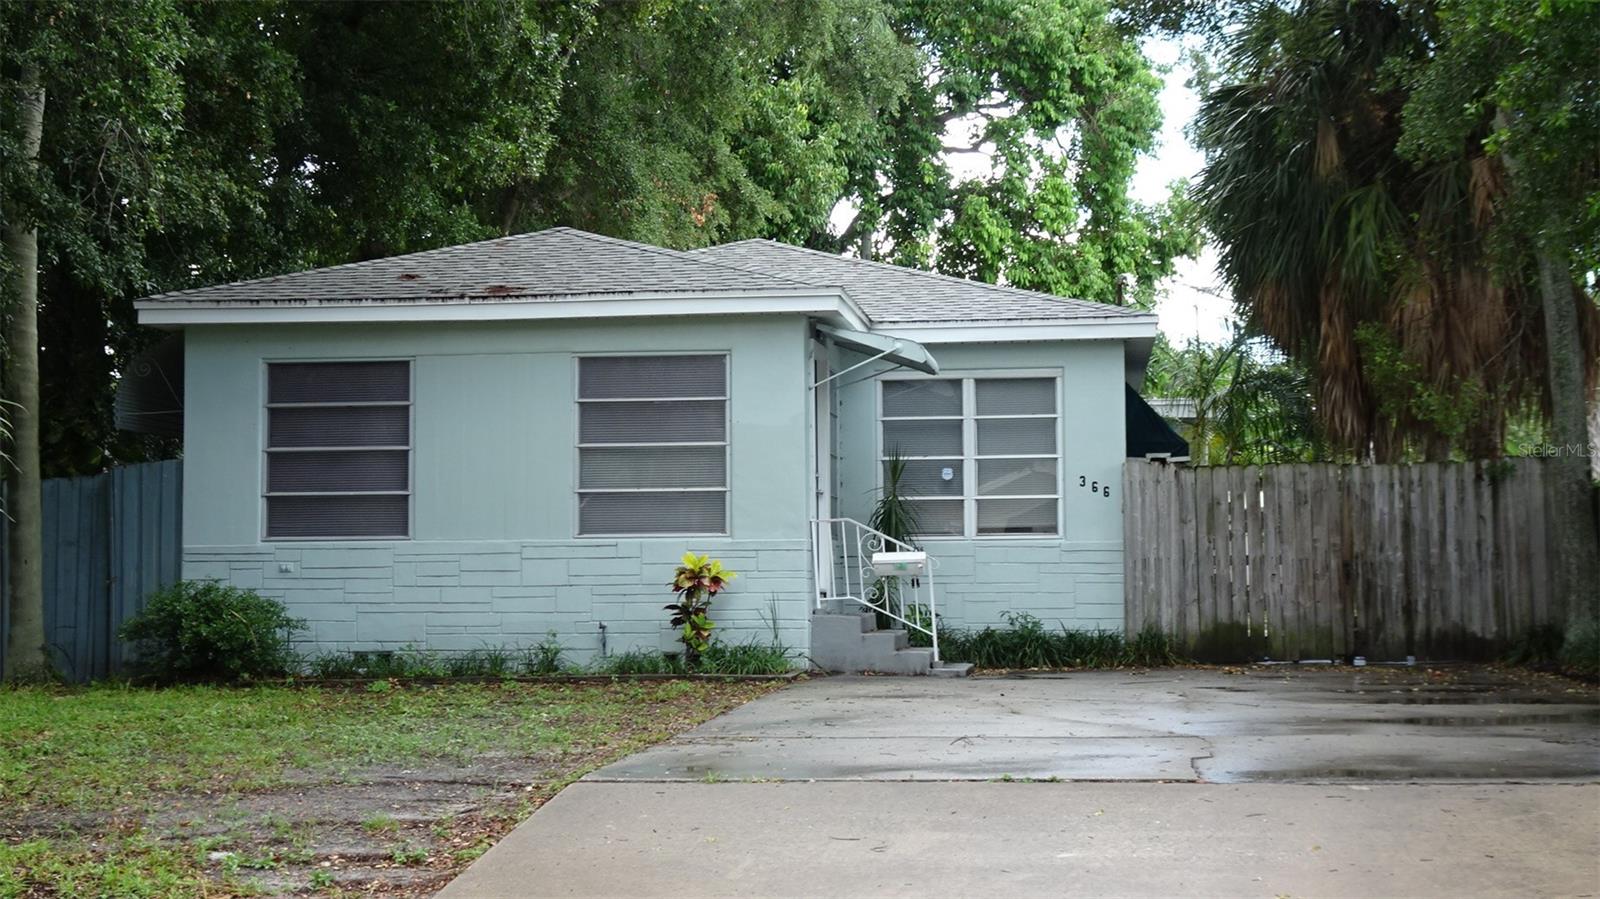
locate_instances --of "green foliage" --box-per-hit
[1192,0,1597,462]
[1,1,592,476]
[1144,333,1322,464]
[1354,323,1492,455]
[0,834,214,899]
[591,650,691,677]
[666,553,737,663]
[0,679,772,891]
[928,612,1184,670]
[119,581,303,683]
[869,450,922,544]
[527,631,567,676]
[696,640,797,675]
[304,640,572,679]
[591,640,795,677]
[840,0,1199,307]
[522,0,914,248]
[1124,626,1183,667]
[1397,0,1600,276]
[300,631,791,679]
[3,0,1195,480]
[866,451,923,626]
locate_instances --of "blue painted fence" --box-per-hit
[1,460,182,681]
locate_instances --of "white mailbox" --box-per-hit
[871,550,928,577]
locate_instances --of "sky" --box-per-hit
[1132,39,1235,347]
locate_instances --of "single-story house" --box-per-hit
[131,227,1180,668]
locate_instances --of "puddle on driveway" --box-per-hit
[1345,692,1582,705]
[1355,710,1600,728]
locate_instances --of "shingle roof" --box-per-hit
[692,239,1144,324]
[137,228,1146,328]
[138,228,813,305]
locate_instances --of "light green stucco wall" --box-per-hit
[180,316,1133,659]
[181,316,815,660]
[833,339,1129,631]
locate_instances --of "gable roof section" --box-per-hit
[692,239,1147,325]
[138,228,815,306]
[134,228,1155,345]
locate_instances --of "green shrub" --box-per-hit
[300,632,783,680]
[120,580,304,682]
[925,612,1185,670]
[696,640,795,674]
[1123,627,1182,667]
[590,639,793,676]
[591,650,690,676]
[305,643,547,679]
[523,631,566,675]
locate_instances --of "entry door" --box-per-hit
[813,351,833,520]
[812,343,835,597]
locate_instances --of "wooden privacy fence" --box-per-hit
[0,460,182,681]
[1123,458,1571,662]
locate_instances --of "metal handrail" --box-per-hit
[810,517,939,663]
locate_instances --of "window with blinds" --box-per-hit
[880,375,1059,537]
[577,355,728,535]
[264,361,411,539]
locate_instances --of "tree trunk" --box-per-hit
[1530,248,1599,622]
[3,69,48,680]
[1495,112,1600,624]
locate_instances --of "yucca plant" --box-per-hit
[868,450,921,546]
[665,552,736,665]
[866,450,922,627]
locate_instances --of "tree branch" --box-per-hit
[933,101,1010,125]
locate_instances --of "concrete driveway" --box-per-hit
[442,668,1600,897]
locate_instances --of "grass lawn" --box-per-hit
[0,679,780,897]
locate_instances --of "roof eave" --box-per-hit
[871,315,1159,344]
[135,287,871,331]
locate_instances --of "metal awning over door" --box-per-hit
[811,324,939,388]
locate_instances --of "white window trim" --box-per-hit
[877,369,1063,540]
[573,352,732,538]
[260,358,415,542]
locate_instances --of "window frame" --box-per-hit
[260,357,415,542]
[573,352,732,538]
[876,369,1062,540]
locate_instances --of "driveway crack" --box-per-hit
[1189,738,1215,783]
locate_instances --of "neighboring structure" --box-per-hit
[131,228,1174,666]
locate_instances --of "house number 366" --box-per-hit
[1078,475,1111,498]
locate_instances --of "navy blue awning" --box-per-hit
[1126,386,1189,460]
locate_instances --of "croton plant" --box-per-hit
[665,552,736,664]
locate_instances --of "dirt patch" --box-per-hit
[136,755,583,895]
[2,679,786,897]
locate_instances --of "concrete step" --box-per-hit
[816,603,878,630]
[860,630,911,654]
[930,661,974,678]
[867,647,934,676]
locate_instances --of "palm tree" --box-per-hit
[1193,0,1597,461]
[1146,333,1321,465]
